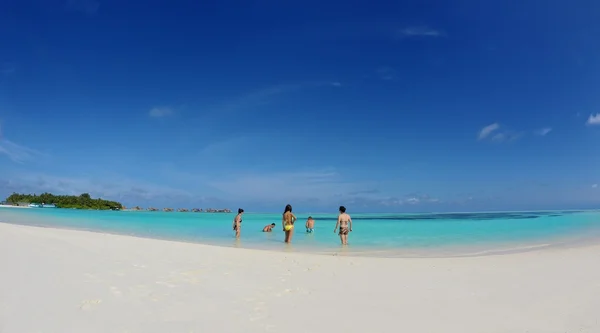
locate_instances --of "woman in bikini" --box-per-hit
[282,204,297,243]
[232,208,244,238]
[333,205,352,245]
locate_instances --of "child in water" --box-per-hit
[305,216,315,233]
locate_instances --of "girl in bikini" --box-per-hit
[232,208,244,238]
[333,205,352,245]
[282,204,296,243]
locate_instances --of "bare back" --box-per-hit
[338,213,351,227]
[283,211,296,225]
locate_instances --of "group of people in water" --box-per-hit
[232,204,353,245]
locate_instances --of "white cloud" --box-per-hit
[587,113,600,125]
[204,168,437,208]
[199,81,340,123]
[478,123,523,143]
[491,133,505,142]
[149,107,174,118]
[490,131,523,143]
[478,123,500,140]
[207,167,443,208]
[206,84,301,118]
[358,193,440,207]
[0,173,207,208]
[535,127,552,136]
[593,184,598,189]
[398,26,443,38]
[0,140,42,163]
[0,122,44,163]
[207,169,355,203]
[406,197,420,204]
[162,160,444,208]
[3,166,443,209]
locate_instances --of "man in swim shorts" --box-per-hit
[305,216,315,233]
[263,223,276,232]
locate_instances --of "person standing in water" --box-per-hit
[333,206,352,245]
[232,208,244,238]
[305,216,315,233]
[282,204,296,243]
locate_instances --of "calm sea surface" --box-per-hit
[2,207,600,257]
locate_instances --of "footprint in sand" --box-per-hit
[79,299,102,310]
[274,288,292,297]
[83,273,102,282]
[278,287,310,297]
[155,281,176,288]
[110,286,123,297]
[177,270,203,284]
[249,301,268,322]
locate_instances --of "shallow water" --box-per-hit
[1,207,600,257]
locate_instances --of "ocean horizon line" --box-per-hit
[115,208,598,215]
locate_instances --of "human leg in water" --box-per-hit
[339,227,349,245]
[284,224,294,243]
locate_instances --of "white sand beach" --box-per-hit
[0,205,30,209]
[1,223,599,333]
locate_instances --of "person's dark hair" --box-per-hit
[271,223,276,226]
[283,204,292,215]
[308,216,313,219]
[238,208,244,214]
[339,206,346,213]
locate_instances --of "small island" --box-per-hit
[3,192,232,213]
[5,192,123,210]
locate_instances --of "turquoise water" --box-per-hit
[1,207,600,257]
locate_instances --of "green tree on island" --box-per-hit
[5,192,123,210]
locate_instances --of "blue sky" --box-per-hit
[1,0,599,212]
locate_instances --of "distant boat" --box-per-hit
[28,203,57,208]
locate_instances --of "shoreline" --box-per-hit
[1,222,599,332]
[2,219,600,259]
[0,204,30,209]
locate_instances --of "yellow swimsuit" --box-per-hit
[284,213,295,231]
